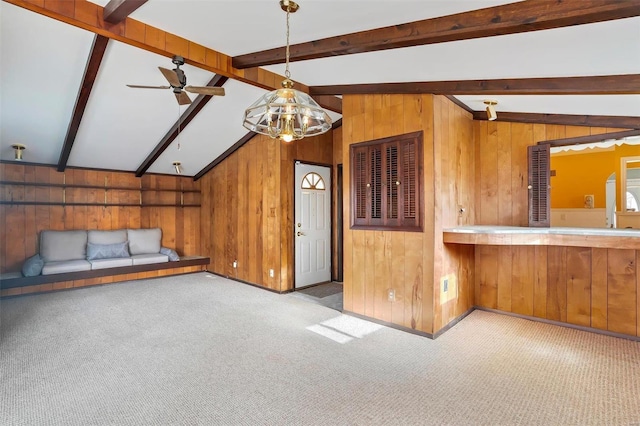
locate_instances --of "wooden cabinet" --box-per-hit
[350,131,422,231]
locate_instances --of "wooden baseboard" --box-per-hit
[475,306,640,342]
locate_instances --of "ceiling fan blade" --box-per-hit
[159,67,181,87]
[127,84,171,89]
[175,91,192,105]
[184,86,226,96]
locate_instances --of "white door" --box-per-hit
[295,162,331,288]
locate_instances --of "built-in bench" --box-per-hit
[0,227,211,297]
[0,256,209,291]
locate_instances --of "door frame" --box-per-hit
[293,159,333,289]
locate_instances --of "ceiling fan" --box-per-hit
[127,55,225,105]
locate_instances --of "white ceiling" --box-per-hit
[1,0,639,176]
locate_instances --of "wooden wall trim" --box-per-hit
[475,307,640,342]
[193,132,257,181]
[472,111,640,129]
[310,75,640,96]
[538,129,640,147]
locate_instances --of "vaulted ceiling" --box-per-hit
[1,0,639,178]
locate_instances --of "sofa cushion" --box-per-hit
[42,260,91,275]
[86,241,130,260]
[131,253,169,265]
[22,254,44,277]
[160,247,180,262]
[40,230,87,263]
[89,258,133,270]
[88,229,127,245]
[128,228,162,255]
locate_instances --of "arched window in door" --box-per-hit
[301,172,325,190]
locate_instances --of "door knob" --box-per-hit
[297,231,305,237]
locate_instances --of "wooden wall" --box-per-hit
[475,245,639,337]
[474,122,629,227]
[342,94,475,335]
[474,122,639,337]
[432,96,476,333]
[199,131,333,292]
[0,163,201,274]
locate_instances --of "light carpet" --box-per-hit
[1,273,639,425]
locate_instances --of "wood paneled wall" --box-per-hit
[432,96,476,333]
[474,121,639,337]
[474,122,629,227]
[0,163,201,274]
[342,94,475,335]
[199,131,333,292]
[475,245,639,337]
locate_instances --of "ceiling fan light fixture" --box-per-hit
[172,161,183,175]
[484,100,498,121]
[242,0,331,142]
[11,144,26,161]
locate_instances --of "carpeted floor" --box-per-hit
[1,272,639,425]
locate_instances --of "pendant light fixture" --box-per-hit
[242,0,332,142]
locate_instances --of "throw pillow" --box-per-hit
[87,241,130,261]
[22,254,44,277]
[160,247,180,261]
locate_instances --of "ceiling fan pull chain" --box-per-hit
[177,103,182,151]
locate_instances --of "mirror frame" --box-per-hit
[620,156,640,213]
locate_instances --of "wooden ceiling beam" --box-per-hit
[5,0,344,113]
[135,75,229,177]
[103,0,148,24]
[472,111,640,129]
[310,74,640,96]
[57,35,109,172]
[232,0,640,68]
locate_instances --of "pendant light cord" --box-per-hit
[285,4,291,79]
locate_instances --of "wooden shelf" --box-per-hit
[0,181,200,193]
[1,180,200,207]
[0,201,200,207]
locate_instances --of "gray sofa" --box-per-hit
[22,228,179,277]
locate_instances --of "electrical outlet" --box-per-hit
[443,278,449,293]
[269,269,274,278]
[232,260,237,269]
[387,289,395,302]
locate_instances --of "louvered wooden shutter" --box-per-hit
[350,131,423,231]
[402,139,417,222]
[353,146,368,222]
[370,146,383,223]
[528,144,551,227]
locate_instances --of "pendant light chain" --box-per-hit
[285,4,291,79]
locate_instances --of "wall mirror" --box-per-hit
[549,137,640,229]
